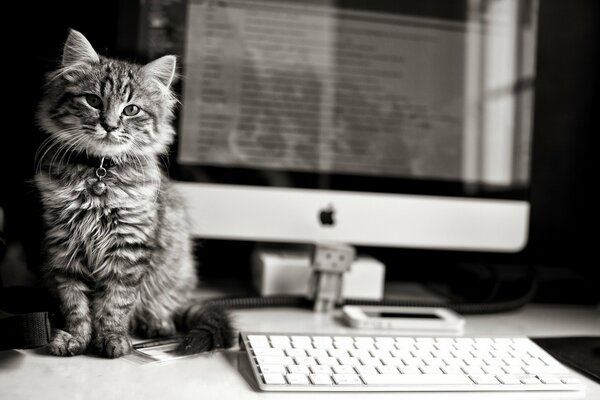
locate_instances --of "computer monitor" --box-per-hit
[127,0,537,252]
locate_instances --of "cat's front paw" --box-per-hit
[47,329,88,356]
[93,333,132,358]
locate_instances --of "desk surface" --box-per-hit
[1,303,599,400]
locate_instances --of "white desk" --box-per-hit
[1,304,598,400]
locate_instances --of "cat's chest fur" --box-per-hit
[36,163,160,277]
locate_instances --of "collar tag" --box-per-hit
[92,157,108,195]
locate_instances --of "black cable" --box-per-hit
[204,266,538,315]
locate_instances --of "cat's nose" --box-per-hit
[101,122,118,133]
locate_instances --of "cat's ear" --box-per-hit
[143,55,177,88]
[62,29,99,67]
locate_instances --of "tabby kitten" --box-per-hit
[35,30,233,358]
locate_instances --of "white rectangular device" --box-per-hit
[342,306,465,334]
[238,332,583,392]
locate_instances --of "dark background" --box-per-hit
[1,1,597,303]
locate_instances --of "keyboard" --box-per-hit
[239,332,584,392]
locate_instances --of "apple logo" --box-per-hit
[319,204,335,226]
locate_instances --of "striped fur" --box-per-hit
[35,30,233,358]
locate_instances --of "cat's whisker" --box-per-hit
[48,136,75,177]
[35,135,58,165]
[141,151,161,206]
[133,147,159,207]
[35,127,80,175]
[35,138,59,175]
[36,128,81,172]
[63,135,88,168]
[131,151,146,183]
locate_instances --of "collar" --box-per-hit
[66,151,117,170]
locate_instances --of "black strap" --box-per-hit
[0,286,56,350]
[0,311,51,350]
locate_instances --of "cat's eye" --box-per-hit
[84,94,102,109]
[123,104,140,116]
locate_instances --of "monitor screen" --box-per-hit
[131,0,538,251]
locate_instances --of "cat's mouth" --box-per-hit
[100,134,126,144]
[88,133,133,157]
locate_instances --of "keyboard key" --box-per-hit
[270,341,292,349]
[561,377,581,385]
[420,366,443,374]
[286,373,309,385]
[285,348,307,358]
[416,338,436,346]
[291,336,311,345]
[270,336,292,348]
[287,365,310,374]
[375,341,396,350]
[334,341,356,350]
[380,356,404,367]
[316,356,339,366]
[259,365,286,374]
[310,365,332,374]
[359,356,382,366]
[328,349,349,358]
[248,335,270,348]
[402,357,425,367]
[370,349,391,358]
[306,349,328,358]
[355,365,378,376]
[334,337,354,345]
[538,375,562,384]
[294,356,317,366]
[256,356,293,365]
[483,357,504,366]
[377,365,400,374]
[398,366,421,374]
[332,374,363,385]
[395,338,416,347]
[443,357,465,367]
[355,337,375,346]
[349,349,371,358]
[313,342,334,350]
[263,373,286,385]
[463,357,486,367]
[522,365,569,375]
[496,374,521,385]
[424,358,446,367]
[309,374,333,385]
[481,366,505,375]
[520,376,541,384]
[253,348,285,357]
[361,374,473,385]
[462,366,484,375]
[502,365,524,374]
[337,356,361,366]
[291,341,313,350]
[441,366,464,375]
[504,357,526,367]
[333,365,356,374]
[390,349,412,358]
